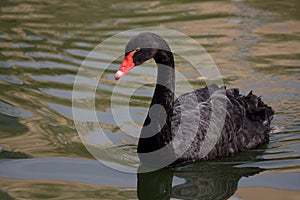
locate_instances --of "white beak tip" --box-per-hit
[115,70,124,80]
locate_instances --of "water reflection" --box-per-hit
[137,149,269,199]
[138,163,263,200]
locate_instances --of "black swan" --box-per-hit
[115,32,274,166]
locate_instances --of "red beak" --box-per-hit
[115,50,136,80]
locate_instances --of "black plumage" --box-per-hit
[171,84,274,164]
[116,32,274,166]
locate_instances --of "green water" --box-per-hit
[0,0,299,199]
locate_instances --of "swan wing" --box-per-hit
[170,84,274,163]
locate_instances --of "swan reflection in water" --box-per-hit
[137,151,264,200]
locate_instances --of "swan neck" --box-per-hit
[137,49,175,155]
[152,49,175,108]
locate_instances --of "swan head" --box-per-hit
[115,32,171,80]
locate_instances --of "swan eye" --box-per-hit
[135,47,140,52]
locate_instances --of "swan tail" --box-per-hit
[244,91,274,128]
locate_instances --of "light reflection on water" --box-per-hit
[0,0,299,199]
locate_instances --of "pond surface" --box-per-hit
[0,0,300,199]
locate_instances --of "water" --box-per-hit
[0,0,299,199]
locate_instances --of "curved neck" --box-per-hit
[138,49,175,154]
[152,49,175,110]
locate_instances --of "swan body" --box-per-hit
[115,32,274,166]
[171,84,273,164]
